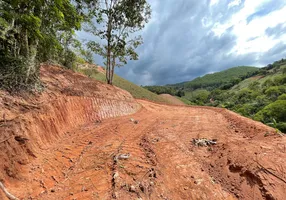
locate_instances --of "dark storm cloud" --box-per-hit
[84,0,286,86]
[117,0,250,85]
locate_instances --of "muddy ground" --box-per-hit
[1,100,285,199]
[0,66,285,200]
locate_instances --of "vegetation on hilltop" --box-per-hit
[169,66,259,91]
[183,59,286,133]
[144,59,286,132]
[145,66,259,97]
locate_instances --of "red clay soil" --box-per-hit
[159,94,186,105]
[1,66,286,200]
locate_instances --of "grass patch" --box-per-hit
[77,67,171,104]
[176,97,194,105]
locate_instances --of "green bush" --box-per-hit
[235,88,259,104]
[248,81,260,90]
[254,100,286,123]
[236,103,259,117]
[184,89,210,105]
[276,122,286,133]
[278,94,286,100]
[265,86,286,100]
[0,55,41,92]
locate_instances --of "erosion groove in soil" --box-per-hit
[1,66,286,200]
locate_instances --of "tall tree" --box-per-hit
[86,0,151,85]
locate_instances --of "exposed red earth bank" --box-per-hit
[0,65,285,200]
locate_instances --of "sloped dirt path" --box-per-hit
[5,100,286,200]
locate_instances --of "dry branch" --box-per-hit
[257,163,286,184]
[0,181,19,200]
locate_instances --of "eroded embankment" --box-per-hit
[0,65,141,195]
[1,66,286,200]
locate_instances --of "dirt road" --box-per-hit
[5,100,286,200]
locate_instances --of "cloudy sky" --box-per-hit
[78,0,286,86]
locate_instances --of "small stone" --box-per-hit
[194,179,203,185]
[129,185,136,192]
[51,189,55,193]
[113,172,119,179]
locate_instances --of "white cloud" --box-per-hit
[212,1,269,36]
[202,17,213,28]
[211,1,286,55]
[210,0,220,7]
[228,0,242,9]
[232,5,286,54]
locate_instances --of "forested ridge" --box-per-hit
[169,66,259,91]
[145,59,286,133]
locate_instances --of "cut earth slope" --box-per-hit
[0,65,285,200]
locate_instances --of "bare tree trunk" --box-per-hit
[106,8,113,85]
[25,41,38,84]
[106,51,111,84]
[110,55,116,85]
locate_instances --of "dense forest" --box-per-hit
[145,59,286,133]
[207,59,286,133]
[169,66,259,91]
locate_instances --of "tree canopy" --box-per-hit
[0,0,90,91]
[86,0,151,84]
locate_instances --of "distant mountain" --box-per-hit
[181,59,286,133]
[168,66,259,91]
[144,59,286,133]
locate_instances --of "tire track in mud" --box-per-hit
[8,100,286,200]
[138,108,233,200]
[27,108,163,200]
[110,120,160,199]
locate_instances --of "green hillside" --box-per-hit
[170,66,259,91]
[77,66,172,104]
[180,58,286,133]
